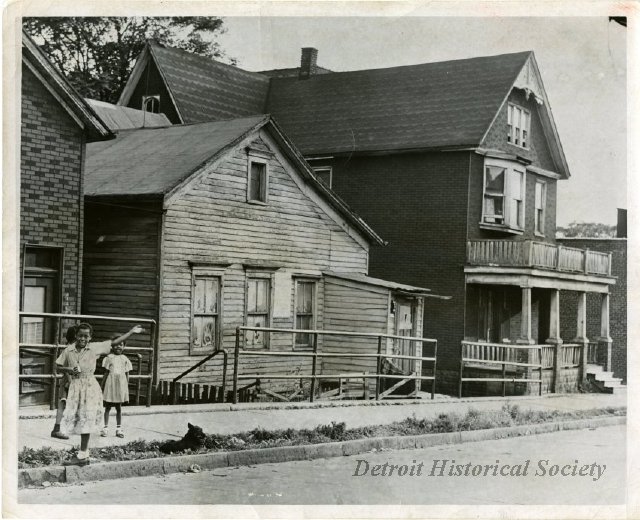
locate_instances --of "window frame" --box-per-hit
[293,278,318,350]
[481,159,526,234]
[246,156,269,205]
[534,180,547,236]
[507,103,531,149]
[311,166,333,189]
[189,268,224,355]
[244,273,273,349]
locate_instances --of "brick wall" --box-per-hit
[320,151,470,391]
[20,64,84,313]
[482,89,556,172]
[558,238,627,382]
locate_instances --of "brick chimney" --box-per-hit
[299,47,318,79]
[617,208,627,238]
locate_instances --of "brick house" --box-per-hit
[19,31,113,405]
[83,115,445,398]
[558,213,627,389]
[117,43,618,395]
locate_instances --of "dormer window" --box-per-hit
[507,103,530,149]
[482,159,525,232]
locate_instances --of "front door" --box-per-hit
[20,247,62,406]
[394,298,416,375]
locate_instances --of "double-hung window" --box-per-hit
[294,280,316,348]
[507,103,530,149]
[535,181,546,235]
[482,160,525,231]
[245,276,271,348]
[191,274,221,353]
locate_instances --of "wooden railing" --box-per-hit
[559,344,582,368]
[459,341,544,397]
[587,341,599,364]
[233,326,438,402]
[467,240,611,276]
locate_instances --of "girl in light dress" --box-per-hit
[101,336,133,438]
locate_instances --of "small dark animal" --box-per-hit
[159,423,206,454]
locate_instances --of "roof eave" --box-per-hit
[265,117,386,246]
[22,31,113,142]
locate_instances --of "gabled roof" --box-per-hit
[85,115,384,245]
[22,31,113,142]
[266,52,531,155]
[86,99,171,131]
[118,46,569,177]
[118,42,270,124]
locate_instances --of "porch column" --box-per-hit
[574,292,589,385]
[546,289,562,393]
[517,286,534,344]
[598,292,613,371]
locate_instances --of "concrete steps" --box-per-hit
[586,364,625,394]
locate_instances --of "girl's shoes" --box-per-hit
[116,428,124,438]
[100,427,108,437]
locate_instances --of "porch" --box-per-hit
[463,239,617,396]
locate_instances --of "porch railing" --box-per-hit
[587,341,599,364]
[459,341,544,397]
[19,312,156,409]
[232,326,438,403]
[467,240,611,276]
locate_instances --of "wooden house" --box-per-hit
[82,115,443,397]
[117,44,619,395]
[19,31,113,406]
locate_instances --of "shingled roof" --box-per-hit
[85,115,267,196]
[85,115,385,245]
[266,52,531,155]
[118,46,568,174]
[120,42,269,124]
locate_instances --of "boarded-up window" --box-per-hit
[295,280,316,347]
[248,161,267,202]
[191,276,220,353]
[246,277,270,348]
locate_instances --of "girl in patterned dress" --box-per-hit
[101,337,133,438]
[57,322,143,466]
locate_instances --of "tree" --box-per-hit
[23,17,234,103]
[556,222,617,238]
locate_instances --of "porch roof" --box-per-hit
[323,271,450,299]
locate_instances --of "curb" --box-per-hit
[18,415,625,488]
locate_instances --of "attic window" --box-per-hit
[142,95,160,114]
[247,159,268,204]
[507,103,530,149]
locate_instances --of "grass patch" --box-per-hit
[18,405,625,469]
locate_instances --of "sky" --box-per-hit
[218,16,627,226]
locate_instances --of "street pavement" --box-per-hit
[18,391,625,451]
[18,423,626,505]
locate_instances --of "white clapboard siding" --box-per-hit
[322,277,389,376]
[157,134,366,382]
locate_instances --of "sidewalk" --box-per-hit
[18,391,626,451]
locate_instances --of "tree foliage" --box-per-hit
[556,222,617,238]
[23,17,234,103]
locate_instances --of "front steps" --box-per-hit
[586,364,625,394]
